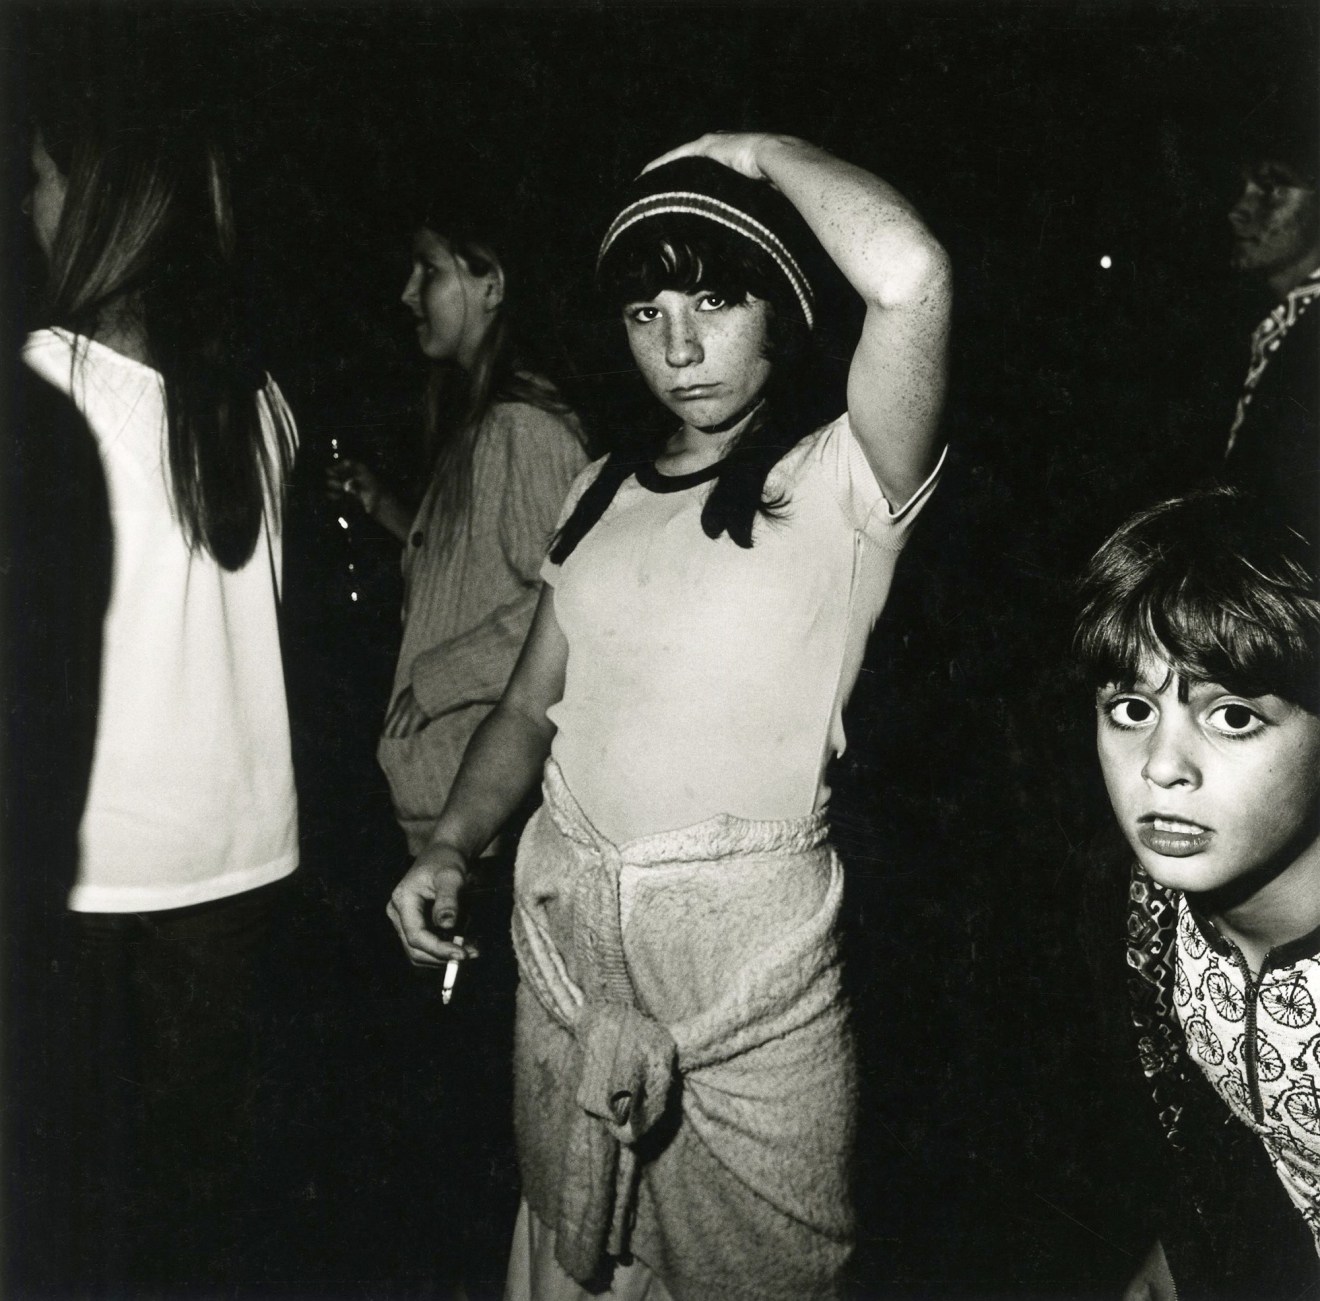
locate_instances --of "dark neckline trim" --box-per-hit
[634,456,729,494]
[1186,895,1320,972]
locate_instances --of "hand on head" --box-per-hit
[641,132,795,183]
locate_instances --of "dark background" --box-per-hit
[2,1,1317,1297]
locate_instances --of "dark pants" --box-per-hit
[64,879,286,1294]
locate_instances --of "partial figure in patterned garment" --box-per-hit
[388,132,952,1300]
[1075,488,1320,1300]
[1222,106,1319,545]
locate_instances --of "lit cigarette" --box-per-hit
[442,937,464,1005]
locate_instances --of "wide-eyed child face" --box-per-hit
[1096,657,1320,899]
[622,289,773,432]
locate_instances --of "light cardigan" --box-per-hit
[377,398,586,853]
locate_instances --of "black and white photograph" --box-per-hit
[2,2,1318,1298]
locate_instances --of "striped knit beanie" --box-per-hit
[597,156,817,329]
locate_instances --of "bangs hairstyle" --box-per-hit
[1073,489,1320,711]
[596,213,815,378]
[549,216,824,564]
[598,214,801,323]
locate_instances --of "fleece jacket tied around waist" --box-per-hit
[511,760,856,1301]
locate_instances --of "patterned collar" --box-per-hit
[1183,893,1320,973]
[1227,265,1320,456]
[1126,865,1195,1143]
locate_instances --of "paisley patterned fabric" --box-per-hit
[1125,866,1197,1148]
[1122,862,1320,1293]
[1227,266,1320,456]
[1174,897,1320,1247]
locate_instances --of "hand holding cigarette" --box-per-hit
[387,843,477,970]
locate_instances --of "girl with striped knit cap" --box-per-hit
[389,132,952,1301]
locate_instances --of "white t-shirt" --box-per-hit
[23,328,299,912]
[542,412,944,845]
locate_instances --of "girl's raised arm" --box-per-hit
[643,133,951,507]
[386,584,567,966]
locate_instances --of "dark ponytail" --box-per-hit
[547,453,643,565]
[697,303,822,547]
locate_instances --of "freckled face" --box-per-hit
[1096,660,1320,898]
[400,228,495,368]
[24,132,67,260]
[622,289,773,432]
[1228,162,1320,289]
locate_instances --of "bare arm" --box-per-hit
[386,584,567,966]
[366,492,414,546]
[644,133,951,506]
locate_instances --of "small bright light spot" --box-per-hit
[330,437,339,450]
[337,516,349,529]
[348,562,356,571]
[350,591,359,602]
[1099,255,1113,269]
